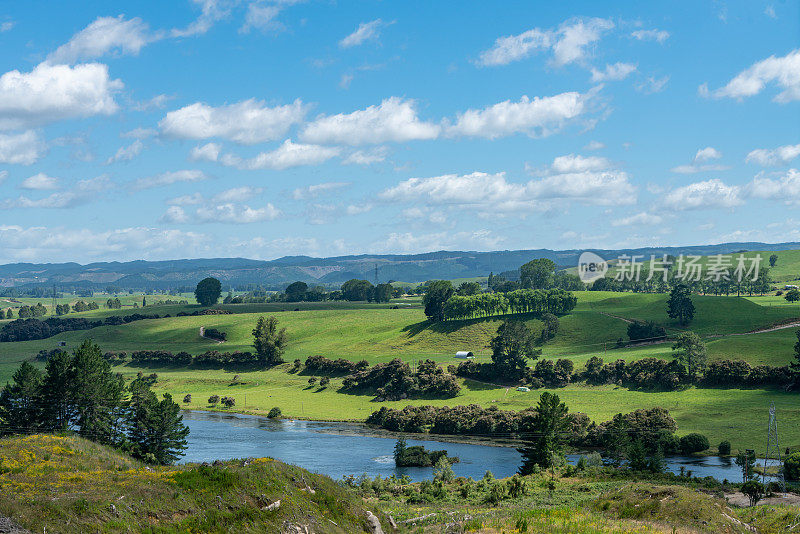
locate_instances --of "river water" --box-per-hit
[181,411,746,483]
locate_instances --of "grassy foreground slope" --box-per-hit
[0,434,390,534]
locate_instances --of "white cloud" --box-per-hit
[611,211,664,227]
[195,202,281,223]
[636,75,669,94]
[671,147,729,174]
[339,19,385,48]
[160,98,308,144]
[346,204,372,215]
[160,205,190,223]
[172,0,231,37]
[2,175,111,209]
[707,49,800,103]
[20,173,59,190]
[380,168,635,212]
[379,229,504,254]
[631,29,670,43]
[0,170,6,184]
[121,127,158,139]
[477,18,613,67]
[747,168,800,205]
[549,154,611,174]
[590,62,636,82]
[224,140,341,170]
[1,21,14,33]
[745,143,800,166]
[132,94,171,111]
[301,97,440,145]
[48,15,158,63]
[106,139,144,164]
[446,90,593,139]
[0,62,122,130]
[0,225,208,263]
[212,186,262,203]
[133,169,208,190]
[0,131,45,165]
[342,146,388,165]
[167,192,204,206]
[240,3,281,34]
[190,142,222,162]
[292,182,350,200]
[663,179,743,210]
[584,140,605,151]
[765,5,776,18]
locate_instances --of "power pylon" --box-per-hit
[763,402,785,492]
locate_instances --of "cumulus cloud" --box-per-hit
[339,19,386,48]
[160,98,308,144]
[20,173,59,190]
[590,62,636,82]
[671,147,729,174]
[2,175,111,209]
[611,211,664,227]
[746,143,800,166]
[0,131,45,165]
[381,166,635,213]
[292,182,350,200]
[477,18,613,67]
[379,229,504,254]
[705,49,800,103]
[0,62,122,130]
[0,225,209,263]
[445,90,594,139]
[48,15,158,63]
[162,186,280,224]
[631,29,670,43]
[195,202,280,223]
[747,168,800,205]
[342,146,388,165]
[222,140,340,170]
[106,139,144,164]
[300,97,440,145]
[132,169,208,190]
[663,179,743,210]
[548,154,612,174]
[190,142,222,162]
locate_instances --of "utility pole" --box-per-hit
[51,284,57,316]
[374,263,378,284]
[764,402,786,492]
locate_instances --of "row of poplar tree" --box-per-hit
[0,340,189,465]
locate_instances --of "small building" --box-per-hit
[516,386,530,392]
[455,351,474,359]
[58,341,67,347]
[785,285,799,290]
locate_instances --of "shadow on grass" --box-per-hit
[401,312,545,338]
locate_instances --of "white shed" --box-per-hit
[455,351,474,359]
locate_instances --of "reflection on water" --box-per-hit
[181,411,747,483]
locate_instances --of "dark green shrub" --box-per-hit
[267,407,282,419]
[718,440,731,456]
[679,433,709,454]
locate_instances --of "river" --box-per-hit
[181,411,747,483]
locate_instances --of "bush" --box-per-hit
[679,433,710,454]
[319,376,330,387]
[183,394,192,403]
[784,452,800,481]
[208,395,220,405]
[221,396,235,407]
[718,440,731,456]
[267,407,282,419]
[308,377,317,386]
[627,321,667,342]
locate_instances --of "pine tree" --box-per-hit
[667,284,695,325]
[0,362,43,435]
[40,351,74,430]
[70,340,125,445]
[126,380,189,465]
[518,392,569,474]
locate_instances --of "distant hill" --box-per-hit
[1,242,799,291]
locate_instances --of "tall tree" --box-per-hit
[372,283,394,303]
[284,281,308,302]
[194,277,222,306]
[0,362,43,436]
[667,284,695,325]
[39,350,74,431]
[422,280,454,322]
[340,279,374,301]
[789,329,800,389]
[456,281,482,296]
[518,392,569,474]
[252,316,288,365]
[490,320,541,380]
[769,254,778,267]
[520,258,556,290]
[671,331,707,380]
[70,340,125,445]
[126,379,189,465]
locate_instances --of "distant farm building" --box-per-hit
[455,351,474,359]
[785,285,799,290]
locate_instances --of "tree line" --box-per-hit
[0,313,164,342]
[440,289,577,321]
[0,340,189,465]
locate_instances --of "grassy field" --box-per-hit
[2,291,799,454]
[0,434,389,533]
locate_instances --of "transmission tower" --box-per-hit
[763,402,785,492]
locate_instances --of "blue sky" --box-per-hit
[0,0,798,263]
